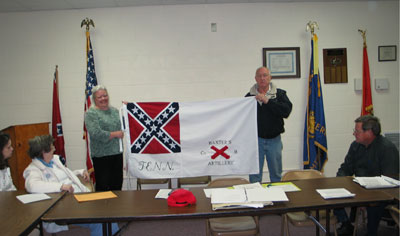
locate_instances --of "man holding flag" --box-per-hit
[246,66,292,183]
[303,32,328,171]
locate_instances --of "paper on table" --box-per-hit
[246,187,289,202]
[381,175,400,186]
[354,175,399,189]
[233,182,263,189]
[316,188,355,199]
[155,189,172,199]
[212,202,265,210]
[262,182,301,192]
[204,188,232,198]
[16,193,51,204]
[204,188,217,198]
[211,188,247,204]
[74,191,117,202]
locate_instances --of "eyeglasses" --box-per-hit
[353,129,366,134]
[256,73,270,78]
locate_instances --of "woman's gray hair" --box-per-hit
[91,85,108,102]
[28,135,54,159]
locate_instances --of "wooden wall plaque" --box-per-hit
[323,48,348,83]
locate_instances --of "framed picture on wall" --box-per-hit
[262,47,300,78]
[378,45,397,62]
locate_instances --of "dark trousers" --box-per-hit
[92,153,123,191]
[334,203,387,236]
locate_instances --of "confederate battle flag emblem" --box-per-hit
[127,102,181,154]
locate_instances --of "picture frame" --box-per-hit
[378,45,397,62]
[262,47,300,78]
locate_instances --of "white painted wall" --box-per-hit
[0,1,398,188]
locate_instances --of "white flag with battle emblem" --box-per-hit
[121,97,259,179]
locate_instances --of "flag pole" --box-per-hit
[81,17,95,32]
[305,21,319,167]
[306,21,319,36]
[81,17,95,59]
[358,29,374,116]
[358,29,367,48]
[55,65,58,84]
[55,65,59,98]
[306,21,320,170]
[52,64,67,164]
[81,17,96,180]
[304,21,328,171]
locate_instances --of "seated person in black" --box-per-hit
[334,115,399,236]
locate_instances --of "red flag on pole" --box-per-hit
[83,31,98,181]
[52,65,66,164]
[361,40,373,115]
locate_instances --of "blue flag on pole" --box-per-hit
[303,34,328,171]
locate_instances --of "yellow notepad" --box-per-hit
[74,191,117,202]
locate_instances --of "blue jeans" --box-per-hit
[250,136,283,183]
[75,222,119,236]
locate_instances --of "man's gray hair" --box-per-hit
[255,66,270,76]
[355,115,381,136]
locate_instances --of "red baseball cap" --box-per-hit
[167,189,197,207]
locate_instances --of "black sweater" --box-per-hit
[337,135,399,177]
[245,88,292,139]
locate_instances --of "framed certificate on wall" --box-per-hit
[262,47,300,78]
[378,45,397,62]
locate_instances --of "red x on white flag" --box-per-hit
[211,146,230,159]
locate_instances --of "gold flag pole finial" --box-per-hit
[81,17,95,32]
[306,21,319,36]
[358,29,367,48]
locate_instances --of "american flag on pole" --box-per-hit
[83,31,98,180]
[122,97,259,179]
[52,65,66,164]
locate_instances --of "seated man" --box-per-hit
[334,115,399,236]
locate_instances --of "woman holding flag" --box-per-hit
[85,85,124,191]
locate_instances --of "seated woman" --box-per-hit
[23,134,119,234]
[0,132,16,191]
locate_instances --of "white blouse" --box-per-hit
[0,167,17,191]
